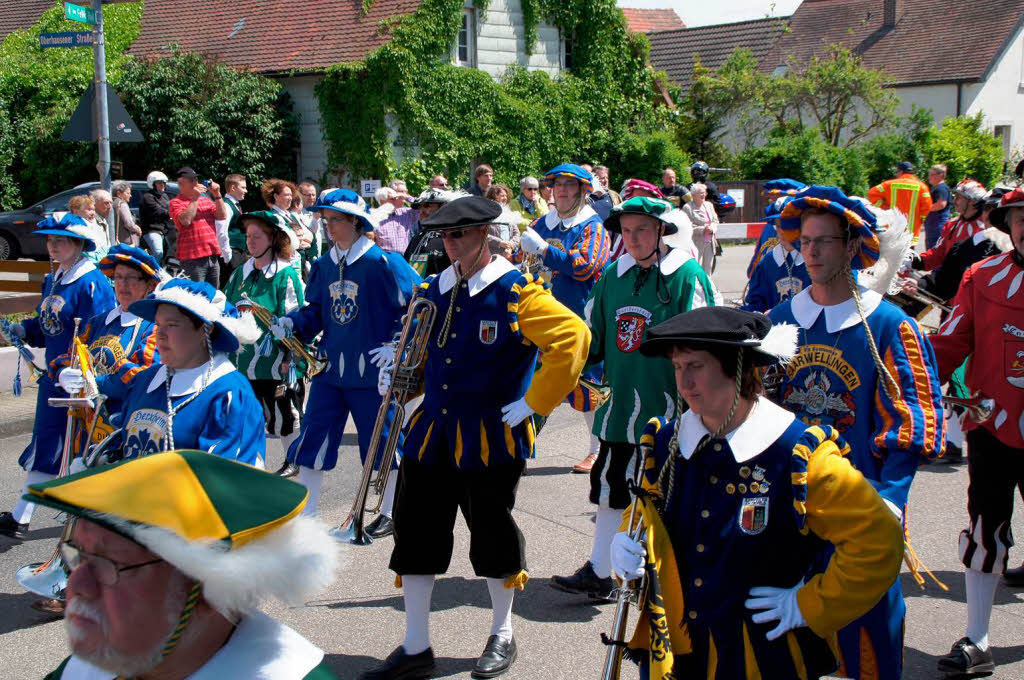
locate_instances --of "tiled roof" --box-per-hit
[0,0,54,40]
[760,0,1024,86]
[648,17,790,90]
[621,8,685,34]
[129,0,422,74]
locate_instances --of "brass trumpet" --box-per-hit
[943,393,996,424]
[330,295,437,545]
[579,376,612,406]
[237,294,325,377]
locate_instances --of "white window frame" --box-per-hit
[560,29,574,70]
[454,8,477,68]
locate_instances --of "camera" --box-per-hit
[203,179,213,187]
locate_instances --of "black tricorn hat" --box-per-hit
[421,195,502,230]
[639,307,797,367]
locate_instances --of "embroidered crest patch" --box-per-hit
[1005,341,1024,389]
[479,320,498,345]
[329,280,359,326]
[615,305,653,353]
[739,496,769,535]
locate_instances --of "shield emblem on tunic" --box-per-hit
[615,306,652,353]
[1006,341,1024,389]
[479,320,498,345]
[738,496,769,535]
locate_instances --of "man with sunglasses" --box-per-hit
[34,450,340,680]
[767,186,944,680]
[364,195,589,680]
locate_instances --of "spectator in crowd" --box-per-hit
[168,166,226,286]
[923,164,951,249]
[539,182,553,207]
[688,161,721,206]
[404,188,456,277]
[89,189,114,259]
[139,170,173,263]
[428,174,449,189]
[262,178,312,278]
[298,181,327,256]
[682,182,718,274]
[587,176,616,222]
[374,180,418,253]
[222,173,248,277]
[592,165,621,205]
[68,195,109,264]
[868,161,932,239]
[110,180,140,246]
[468,164,494,196]
[660,167,691,207]
[510,176,548,222]
[485,183,521,259]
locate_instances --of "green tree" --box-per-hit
[859,106,933,185]
[737,123,866,195]
[675,50,758,165]
[923,113,1004,188]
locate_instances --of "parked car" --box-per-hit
[0,180,179,260]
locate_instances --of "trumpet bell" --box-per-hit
[16,559,67,600]
[328,515,373,546]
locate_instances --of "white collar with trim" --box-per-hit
[438,256,518,297]
[241,257,293,280]
[676,397,796,464]
[616,246,691,277]
[329,235,374,266]
[147,353,235,396]
[58,611,323,680]
[104,306,141,327]
[55,257,96,286]
[789,285,882,333]
[542,204,598,231]
[771,244,804,267]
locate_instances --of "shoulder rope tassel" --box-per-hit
[846,267,901,401]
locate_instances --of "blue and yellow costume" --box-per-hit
[284,235,420,471]
[742,244,810,313]
[629,405,904,679]
[745,180,807,278]
[19,228,115,475]
[767,186,945,680]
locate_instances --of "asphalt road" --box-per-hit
[0,244,1021,680]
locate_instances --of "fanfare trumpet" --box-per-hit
[579,376,612,407]
[330,295,437,545]
[236,294,326,377]
[943,393,996,424]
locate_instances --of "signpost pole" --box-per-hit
[91,0,113,243]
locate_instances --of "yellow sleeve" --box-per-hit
[795,443,904,637]
[516,281,591,416]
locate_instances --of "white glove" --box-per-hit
[611,531,646,581]
[368,343,396,369]
[68,457,88,475]
[377,362,393,397]
[500,397,535,427]
[58,368,86,394]
[520,228,548,256]
[270,316,294,340]
[745,583,807,641]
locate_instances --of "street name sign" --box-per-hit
[64,2,96,25]
[39,31,94,48]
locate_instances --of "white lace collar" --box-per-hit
[147,353,235,396]
[438,256,518,297]
[676,397,795,464]
[789,285,882,333]
[541,204,598,231]
[329,235,374,266]
[771,244,804,267]
[104,306,141,327]
[615,246,691,277]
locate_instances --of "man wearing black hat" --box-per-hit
[364,195,590,680]
[930,187,1024,677]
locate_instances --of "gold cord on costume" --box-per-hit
[846,267,901,401]
[436,240,487,350]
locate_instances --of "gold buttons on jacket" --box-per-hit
[445,358,452,364]
[709,475,718,484]
[696,544,705,553]
[738,483,747,494]
[713,443,722,452]
[694,578,703,587]
[700,510,710,519]
[441,408,448,415]
[688,611,697,620]
[725,483,736,494]
[442,384,448,390]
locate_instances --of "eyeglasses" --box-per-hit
[60,542,163,586]
[798,235,847,250]
[324,216,354,226]
[523,187,538,192]
[113,274,146,284]
[441,229,470,240]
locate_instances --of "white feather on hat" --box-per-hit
[152,283,261,347]
[858,204,911,296]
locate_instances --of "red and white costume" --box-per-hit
[919,216,986,271]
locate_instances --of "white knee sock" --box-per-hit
[965,568,999,650]
[583,411,599,454]
[297,467,324,517]
[486,577,515,642]
[946,411,964,449]
[380,471,398,518]
[11,471,56,525]
[590,506,623,579]
[402,574,435,654]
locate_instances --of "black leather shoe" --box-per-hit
[1004,563,1024,587]
[937,637,995,677]
[360,645,435,680]
[471,635,517,678]
[275,461,300,478]
[549,561,615,600]
[935,442,965,464]
[366,514,394,539]
[0,512,27,540]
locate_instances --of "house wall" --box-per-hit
[892,84,959,123]
[964,24,1024,157]
[471,0,562,78]
[279,75,330,184]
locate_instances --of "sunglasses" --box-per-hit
[442,229,470,240]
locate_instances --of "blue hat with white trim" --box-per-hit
[542,164,593,194]
[34,214,97,252]
[313,189,375,232]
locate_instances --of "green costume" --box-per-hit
[586,247,717,443]
[224,257,306,381]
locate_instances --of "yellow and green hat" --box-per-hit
[25,450,340,615]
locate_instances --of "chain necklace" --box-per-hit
[163,332,214,452]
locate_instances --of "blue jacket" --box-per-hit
[742,244,810,313]
[523,205,609,317]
